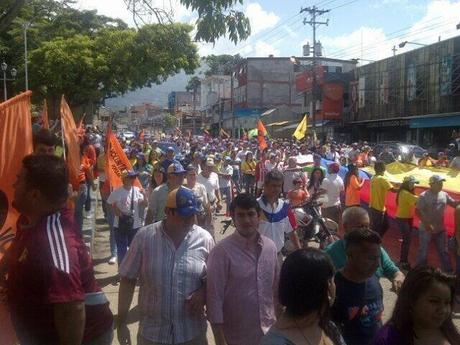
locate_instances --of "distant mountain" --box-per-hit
[105,63,208,108]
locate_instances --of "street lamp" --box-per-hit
[399,41,427,48]
[1,62,18,101]
[23,22,31,90]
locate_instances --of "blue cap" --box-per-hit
[167,161,186,174]
[166,186,203,217]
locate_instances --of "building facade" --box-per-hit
[345,35,460,148]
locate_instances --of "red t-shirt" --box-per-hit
[7,208,113,344]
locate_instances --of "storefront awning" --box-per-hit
[410,114,460,129]
[265,120,291,127]
[260,108,277,117]
[274,121,329,132]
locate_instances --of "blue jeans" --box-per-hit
[416,225,452,272]
[114,227,139,266]
[220,186,232,214]
[85,181,92,212]
[106,206,117,257]
[396,217,413,264]
[74,184,87,233]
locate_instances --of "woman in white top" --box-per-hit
[107,170,147,266]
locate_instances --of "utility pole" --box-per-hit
[301,5,329,138]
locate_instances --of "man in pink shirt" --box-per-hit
[207,193,279,345]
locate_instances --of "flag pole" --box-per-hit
[61,118,66,160]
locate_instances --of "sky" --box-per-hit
[75,0,460,64]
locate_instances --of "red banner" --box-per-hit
[321,83,344,120]
[295,66,325,93]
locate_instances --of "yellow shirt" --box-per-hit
[396,190,418,218]
[241,160,256,174]
[369,175,393,211]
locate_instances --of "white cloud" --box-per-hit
[253,40,280,57]
[196,2,281,57]
[400,0,460,51]
[245,3,280,35]
[319,0,460,63]
[75,0,191,27]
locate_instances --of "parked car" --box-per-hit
[372,141,427,162]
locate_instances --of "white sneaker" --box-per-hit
[108,256,117,265]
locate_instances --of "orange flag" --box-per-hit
[0,91,33,345]
[60,96,81,188]
[257,119,268,151]
[105,121,141,191]
[77,113,86,139]
[40,99,49,129]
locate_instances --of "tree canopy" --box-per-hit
[203,54,243,76]
[0,0,251,114]
[0,0,198,111]
[125,0,250,44]
[186,76,201,93]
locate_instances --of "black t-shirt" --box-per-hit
[332,271,384,345]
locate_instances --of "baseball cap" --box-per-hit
[186,164,197,173]
[403,176,419,184]
[167,146,175,152]
[122,170,139,178]
[328,162,340,174]
[225,156,232,162]
[166,186,202,217]
[167,161,186,174]
[429,175,446,184]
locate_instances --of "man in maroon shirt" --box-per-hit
[1,154,113,345]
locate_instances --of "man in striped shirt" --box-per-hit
[117,186,215,345]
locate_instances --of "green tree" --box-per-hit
[163,113,177,129]
[125,0,250,44]
[186,76,201,93]
[28,23,198,109]
[203,54,243,76]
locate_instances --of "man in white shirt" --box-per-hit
[258,170,301,264]
[197,158,221,235]
[320,162,344,225]
[107,170,148,265]
[218,156,234,216]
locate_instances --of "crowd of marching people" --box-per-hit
[2,123,460,345]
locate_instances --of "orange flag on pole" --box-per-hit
[40,99,49,129]
[60,96,81,188]
[0,91,33,345]
[105,120,141,191]
[257,119,268,151]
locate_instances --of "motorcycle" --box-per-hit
[283,193,341,255]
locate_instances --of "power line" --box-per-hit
[229,13,303,56]
[325,15,450,59]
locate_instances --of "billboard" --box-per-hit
[440,56,452,96]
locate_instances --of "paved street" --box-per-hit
[85,194,460,345]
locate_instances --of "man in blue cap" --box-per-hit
[161,146,177,172]
[117,186,215,345]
